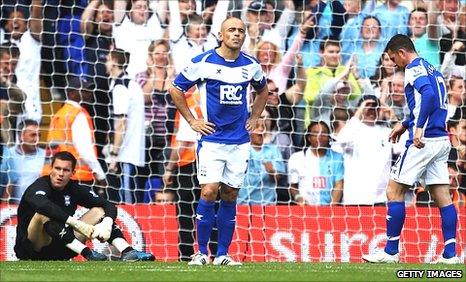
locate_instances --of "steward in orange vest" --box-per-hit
[42,77,106,183]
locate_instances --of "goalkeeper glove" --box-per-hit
[92,217,113,242]
[66,217,94,239]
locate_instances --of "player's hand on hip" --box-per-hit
[66,217,95,239]
[389,123,406,143]
[189,119,215,135]
[413,127,425,149]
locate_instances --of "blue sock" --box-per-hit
[384,201,405,255]
[216,200,237,257]
[440,204,457,259]
[196,199,215,255]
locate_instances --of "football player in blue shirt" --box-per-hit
[363,34,460,264]
[170,16,268,265]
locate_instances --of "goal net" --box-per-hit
[0,0,465,262]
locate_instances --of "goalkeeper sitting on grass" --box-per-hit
[14,151,154,261]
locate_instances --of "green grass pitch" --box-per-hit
[1,261,464,281]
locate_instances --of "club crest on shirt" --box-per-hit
[411,65,426,78]
[64,195,71,206]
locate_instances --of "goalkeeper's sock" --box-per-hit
[80,247,93,258]
[196,198,215,255]
[384,201,405,255]
[440,204,457,259]
[66,239,87,254]
[111,237,131,253]
[121,247,134,255]
[216,200,236,257]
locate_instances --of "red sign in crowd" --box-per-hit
[1,204,464,262]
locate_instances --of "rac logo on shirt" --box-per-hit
[220,85,243,105]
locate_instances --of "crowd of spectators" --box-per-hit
[0,0,465,211]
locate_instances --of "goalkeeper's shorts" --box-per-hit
[14,233,77,261]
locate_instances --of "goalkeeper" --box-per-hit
[14,151,154,261]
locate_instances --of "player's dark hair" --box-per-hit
[51,151,77,171]
[109,48,130,70]
[385,34,416,53]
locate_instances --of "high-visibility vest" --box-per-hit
[171,90,202,168]
[42,102,96,181]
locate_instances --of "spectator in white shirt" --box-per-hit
[106,48,146,204]
[3,0,43,121]
[441,41,465,80]
[113,0,167,78]
[332,95,397,205]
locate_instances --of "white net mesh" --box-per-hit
[0,0,465,262]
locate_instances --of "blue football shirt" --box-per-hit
[172,49,266,144]
[402,57,448,147]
